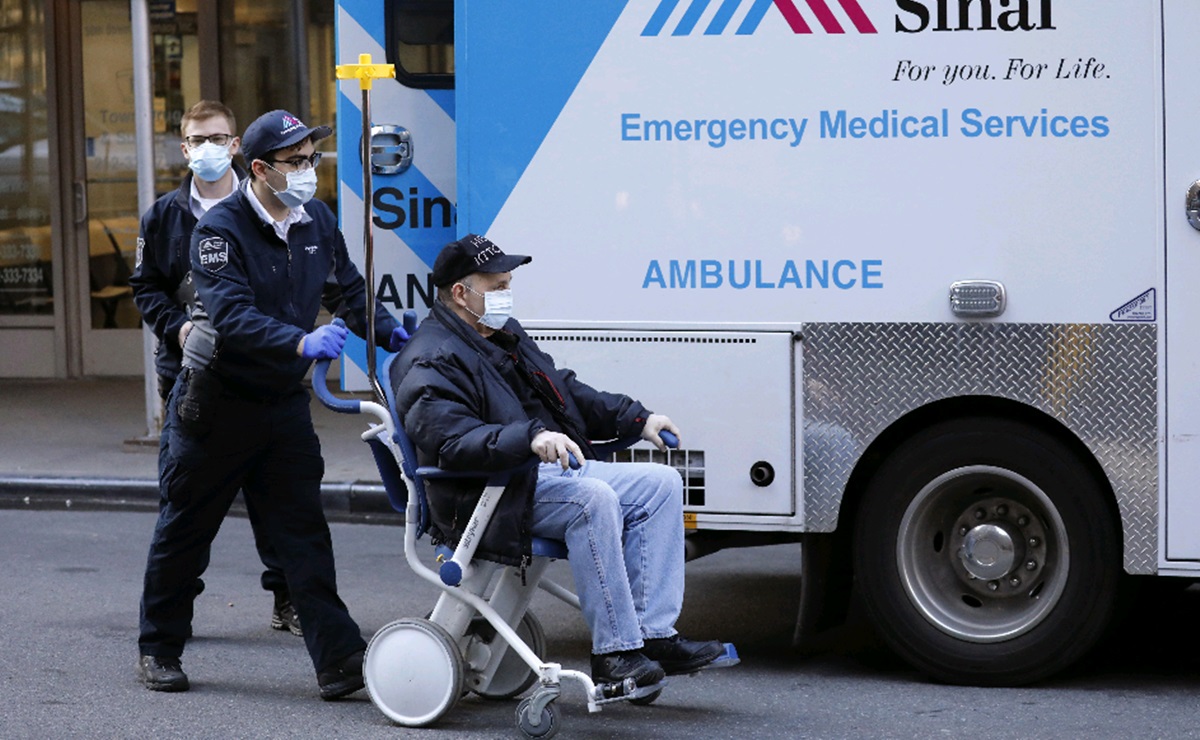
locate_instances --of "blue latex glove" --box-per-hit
[299,323,349,360]
[389,326,411,353]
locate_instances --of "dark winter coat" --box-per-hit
[190,182,398,398]
[390,301,650,566]
[130,168,247,386]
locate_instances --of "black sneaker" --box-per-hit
[590,650,666,689]
[640,634,724,675]
[317,650,365,700]
[137,655,189,692]
[271,592,303,636]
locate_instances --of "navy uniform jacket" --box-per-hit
[130,167,247,385]
[190,182,398,397]
[390,301,650,566]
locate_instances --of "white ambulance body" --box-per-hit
[336,0,1200,685]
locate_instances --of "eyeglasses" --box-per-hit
[267,152,322,171]
[184,134,233,148]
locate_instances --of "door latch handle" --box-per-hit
[1187,180,1200,231]
[73,181,88,226]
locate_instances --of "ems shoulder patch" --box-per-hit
[198,237,229,272]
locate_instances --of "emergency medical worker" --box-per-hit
[137,110,408,699]
[391,234,727,692]
[129,100,301,639]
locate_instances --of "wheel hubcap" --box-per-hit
[958,523,1017,580]
[896,465,1069,643]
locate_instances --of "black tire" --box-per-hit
[852,416,1121,686]
[515,697,559,739]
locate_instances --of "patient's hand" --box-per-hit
[531,430,584,470]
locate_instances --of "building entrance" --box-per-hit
[0,0,337,379]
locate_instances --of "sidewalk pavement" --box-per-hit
[0,376,400,523]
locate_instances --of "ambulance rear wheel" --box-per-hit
[364,618,463,726]
[853,416,1120,686]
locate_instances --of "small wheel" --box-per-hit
[628,686,663,706]
[853,417,1121,686]
[515,696,560,739]
[472,610,547,699]
[365,617,464,726]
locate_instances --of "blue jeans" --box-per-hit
[532,460,685,655]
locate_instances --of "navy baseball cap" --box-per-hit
[431,234,531,287]
[240,109,332,164]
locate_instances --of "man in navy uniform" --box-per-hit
[130,100,301,638]
[136,109,408,699]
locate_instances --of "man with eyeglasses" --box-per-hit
[136,110,409,700]
[130,101,301,643]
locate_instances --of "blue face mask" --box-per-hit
[266,164,318,208]
[461,284,513,329]
[187,142,233,182]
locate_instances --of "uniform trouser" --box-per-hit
[157,373,288,595]
[531,460,685,655]
[138,382,365,673]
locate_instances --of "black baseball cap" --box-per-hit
[431,234,531,287]
[240,109,332,164]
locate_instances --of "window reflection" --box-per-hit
[387,0,453,86]
[0,0,50,316]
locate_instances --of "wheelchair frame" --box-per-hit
[312,352,662,737]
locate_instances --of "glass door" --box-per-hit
[75,0,196,374]
[76,0,146,374]
[0,0,54,364]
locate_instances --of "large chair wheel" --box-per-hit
[473,610,547,700]
[365,618,464,726]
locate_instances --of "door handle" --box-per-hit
[73,181,87,226]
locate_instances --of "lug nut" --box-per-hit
[1009,576,1021,587]
[987,580,999,591]
[1028,537,1040,548]
[1018,515,1029,526]
[959,526,968,536]
[997,505,1008,516]
[975,509,986,520]
[1025,560,1037,571]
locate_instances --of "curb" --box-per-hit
[0,476,403,525]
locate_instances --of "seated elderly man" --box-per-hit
[391,234,725,690]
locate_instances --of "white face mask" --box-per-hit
[461,284,513,329]
[267,164,318,208]
[187,142,233,182]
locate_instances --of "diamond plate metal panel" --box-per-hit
[803,323,1157,574]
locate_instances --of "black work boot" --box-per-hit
[640,634,724,675]
[137,655,189,692]
[318,650,365,700]
[590,650,666,688]
[271,591,303,636]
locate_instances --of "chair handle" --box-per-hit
[312,319,361,414]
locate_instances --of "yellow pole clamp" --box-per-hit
[335,53,396,91]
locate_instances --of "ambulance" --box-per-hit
[333,0,1199,686]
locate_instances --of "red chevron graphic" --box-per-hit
[772,0,878,35]
[836,0,878,33]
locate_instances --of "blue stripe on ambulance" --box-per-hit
[456,0,627,235]
[337,0,455,386]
